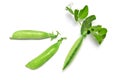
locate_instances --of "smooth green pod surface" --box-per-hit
[26,38,65,70]
[10,30,59,40]
[63,35,84,70]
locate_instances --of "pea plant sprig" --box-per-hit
[63,5,107,70]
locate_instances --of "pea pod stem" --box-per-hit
[63,35,85,70]
[26,37,66,70]
[50,31,60,40]
[10,30,60,40]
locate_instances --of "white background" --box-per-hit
[0,0,120,80]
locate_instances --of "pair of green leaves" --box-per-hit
[66,5,107,44]
[66,5,88,21]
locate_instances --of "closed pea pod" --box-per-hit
[26,37,66,70]
[63,35,84,70]
[10,30,60,40]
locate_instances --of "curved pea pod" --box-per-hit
[63,35,84,70]
[10,30,60,40]
[26,37,66,70]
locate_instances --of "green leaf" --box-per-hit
[74,9,79,21]
[81,15,96,35]
[66,6,74,14]
[91,25,107,44]
[78,5,88,19]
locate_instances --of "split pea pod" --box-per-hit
[63,35,84,70]
[10,30,60,40]
[26,37,66,70]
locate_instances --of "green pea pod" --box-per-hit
[10,30,60,40]
[26,37,66,70]
[63,35,84,70]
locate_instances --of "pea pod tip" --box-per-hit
[25,64,36,70]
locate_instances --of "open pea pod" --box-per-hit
[10,30,60,40]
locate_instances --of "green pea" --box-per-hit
[26,37,66,70]
[10,30,60,40]
[63,35,84,70]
